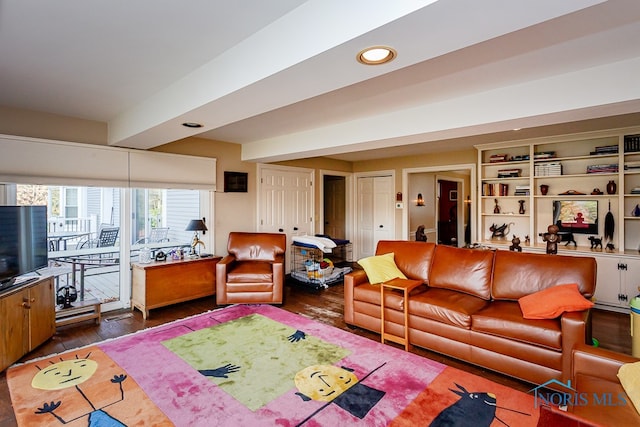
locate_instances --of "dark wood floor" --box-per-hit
[0,280,632,426]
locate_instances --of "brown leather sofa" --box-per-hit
[216,232,286,305]
[344,241,597,387]
[570,344,640,425]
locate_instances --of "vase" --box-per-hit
[606,180,616,195]
[540,184,549,196]
[633,204,640,217]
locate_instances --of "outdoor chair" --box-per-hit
[135,227,170,244]
[77,226,120,250]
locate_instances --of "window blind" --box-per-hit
[0,134,216,189]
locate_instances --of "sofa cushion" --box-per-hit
[428,245,494,300]
[471,301,562,350]
[376,241,435,282]
[409,288,488,329]
[518,283,594,319]
[492,250,597,300]
[357,252,407,284]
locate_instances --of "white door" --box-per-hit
[259,166,313,270]
[357,175,394,259]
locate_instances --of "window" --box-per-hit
[9,183,210,312]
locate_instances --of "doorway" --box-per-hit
[437,179,459,246]
[323,175,346,239]
[403,164,476,247]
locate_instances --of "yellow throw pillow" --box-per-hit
[357,252,407,284]
[618,361,640,415]
[518,283,593,319]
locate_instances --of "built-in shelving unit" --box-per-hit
[476,127,640,312]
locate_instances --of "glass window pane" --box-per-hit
[16,184,122,305]
[130,188,200,249]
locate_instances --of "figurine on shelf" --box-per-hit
[588,236,603,250]
[518,199,525,215]
[490,222,513,239]
[493,198,500,214]
[509,235,522,252]
[542,224,561,255]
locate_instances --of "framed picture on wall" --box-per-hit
[224,171,248,192]
[449,190,458,201]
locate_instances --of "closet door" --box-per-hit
[258,165,313,270]
[357,175,393,259]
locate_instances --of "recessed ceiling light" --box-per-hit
[182,122,203,128]
[357,46,397,65]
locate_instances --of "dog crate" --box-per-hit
[290,240,352,289]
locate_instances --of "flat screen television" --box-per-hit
[552,200,599,235]
[0,205,48,287]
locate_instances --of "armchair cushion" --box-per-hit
[227,261,274,283]
[357,252,406,284]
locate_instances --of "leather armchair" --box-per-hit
[216,232,286,305]
[570,344,640,425]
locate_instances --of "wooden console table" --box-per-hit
[380,278,423,351]
[131,256,220,319]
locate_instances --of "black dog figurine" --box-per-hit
[588,236,603,249]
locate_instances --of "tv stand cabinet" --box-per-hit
[131,256,220,319]
[1,276,55,372]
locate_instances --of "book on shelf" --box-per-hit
[624,134,640,152]
[586,163,618,174]
[625,160,640,170]
[534,151,556,159]
[534,162,562,176]
[590,145,619,155]
[514,184,530,196]
[497,168,521,178]
[482,183,495,196]
[489,154,508,163]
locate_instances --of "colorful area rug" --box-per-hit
[7,304,540,426]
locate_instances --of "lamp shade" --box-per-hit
[185,219,208,232]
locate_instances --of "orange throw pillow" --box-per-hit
[518,283,594,319]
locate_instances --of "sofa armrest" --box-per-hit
[561,309,591,382]
[571,344,640,424]
[344,270,369,324]
[573,343,639,384]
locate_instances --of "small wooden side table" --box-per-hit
[380,277,423,351]
[131,256,221,319]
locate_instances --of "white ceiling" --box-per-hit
[2,0,640,162]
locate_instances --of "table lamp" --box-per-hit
[185,219,207,257]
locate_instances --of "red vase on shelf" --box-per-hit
[606,180,616,195]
